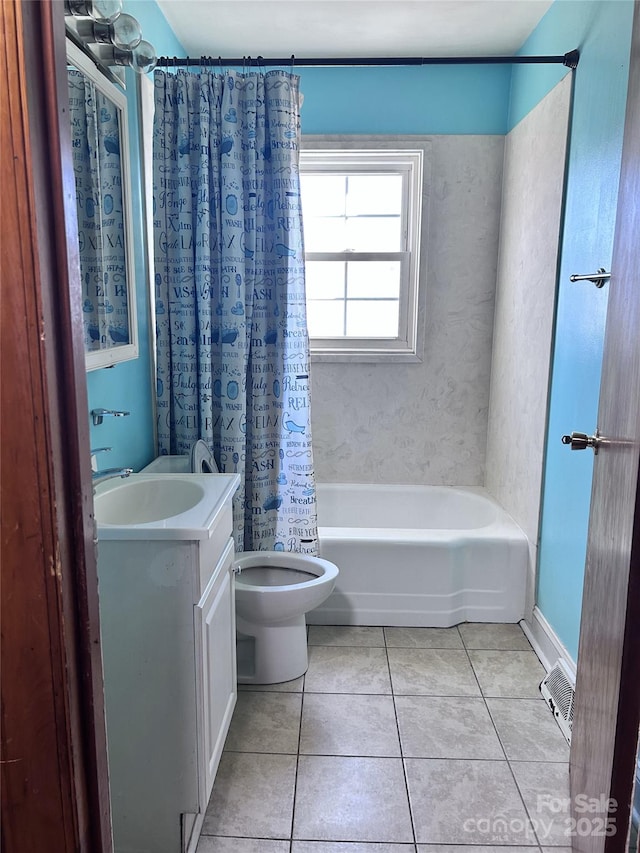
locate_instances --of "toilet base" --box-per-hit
[236,614,308,684]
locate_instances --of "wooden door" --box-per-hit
[569,3,640,852]
[1,1,111,850]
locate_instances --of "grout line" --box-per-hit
[507,762,546,847]
[288,676,305,849]
[241,689,545,698]
[483,694,514,762]
[385,630,419,850]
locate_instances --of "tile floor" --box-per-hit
[197,623,571,853]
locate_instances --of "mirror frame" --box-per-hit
[66,40,139,371]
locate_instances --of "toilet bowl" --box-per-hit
[234,551,339,684]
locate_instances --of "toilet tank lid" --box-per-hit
[140,455,190,474]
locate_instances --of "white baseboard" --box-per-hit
[521,605,576,679]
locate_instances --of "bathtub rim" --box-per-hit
[315,483,526,543]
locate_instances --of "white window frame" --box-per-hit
[300,141,426,363]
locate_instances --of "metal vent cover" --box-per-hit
[540,658,575,744]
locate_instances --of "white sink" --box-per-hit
[94,473,240,540]
[95,478,205,525]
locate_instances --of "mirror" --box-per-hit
[66,41,138,370]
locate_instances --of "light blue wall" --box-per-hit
[86,0,185,471]
[297,65,510,134]
[516,1,634,661]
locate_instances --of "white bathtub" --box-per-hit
[309,483,528,627]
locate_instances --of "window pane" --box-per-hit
[306,261,345,300]
[347,261,401,299]
[303,216,348,252]
[346,216,402,251]
[346,300,400,337]
[300,174,345,217]
[346,175,403,216]
[307,300,345,337]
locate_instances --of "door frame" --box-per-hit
[570,3,640,851]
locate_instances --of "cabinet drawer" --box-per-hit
[198,537,234,608]
[198,502,233,594]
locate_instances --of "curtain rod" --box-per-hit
[157,49,580,69]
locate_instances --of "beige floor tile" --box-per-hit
[304,646,392,694]
[198,838,290,852]
[510,761,571,846]
[395,696,503,758]
[224,691,302,754]
[384,626,463,648]
[486,698,569,761]
[308,626,385,647]
[459,623,531,650]
[468,650,545,698]
[293,755,413,842]
[388,648,480,696]
[202,752,296,838]
[300,693,400,756]
[405,758,536,845]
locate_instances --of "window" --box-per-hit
[300,146,424,361]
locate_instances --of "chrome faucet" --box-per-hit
[91,408,130,426]
[92,467,134,487]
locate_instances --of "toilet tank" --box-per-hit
[141,455,190,474]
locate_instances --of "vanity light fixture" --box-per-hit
[65,2,157,76]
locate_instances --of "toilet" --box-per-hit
[234,551,339,684]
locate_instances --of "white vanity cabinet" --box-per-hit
[96,475,239,853]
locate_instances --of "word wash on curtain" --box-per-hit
[152,68,318,555]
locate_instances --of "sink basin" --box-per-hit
[94,473,241,540]
[95,478,205,525]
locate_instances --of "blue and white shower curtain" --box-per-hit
[68,69,129,349]
[153,68,317,554]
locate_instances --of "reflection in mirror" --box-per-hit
[66,41,138,370]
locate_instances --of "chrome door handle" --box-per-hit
[561,430,601,454]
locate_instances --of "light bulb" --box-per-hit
[128,40,158,73]
[92,13,141,49]
[108,41,157,73]
[109,13,142,49]
[64,0,122,23]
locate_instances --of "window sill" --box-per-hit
[310,349,423,364]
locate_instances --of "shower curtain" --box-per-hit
[68,69,129,350]
[153,68,317,554]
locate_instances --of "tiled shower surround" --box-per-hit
[197,624,570,851]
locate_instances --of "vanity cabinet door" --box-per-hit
[195,538,237,805]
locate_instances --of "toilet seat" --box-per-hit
[190,439,218,474]
[234,551,336,591]
[236,566,317,586]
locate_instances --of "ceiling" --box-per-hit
[155,0,555,61]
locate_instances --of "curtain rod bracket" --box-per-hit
[564,49,580,69]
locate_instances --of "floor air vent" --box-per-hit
[540,658,575,744]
